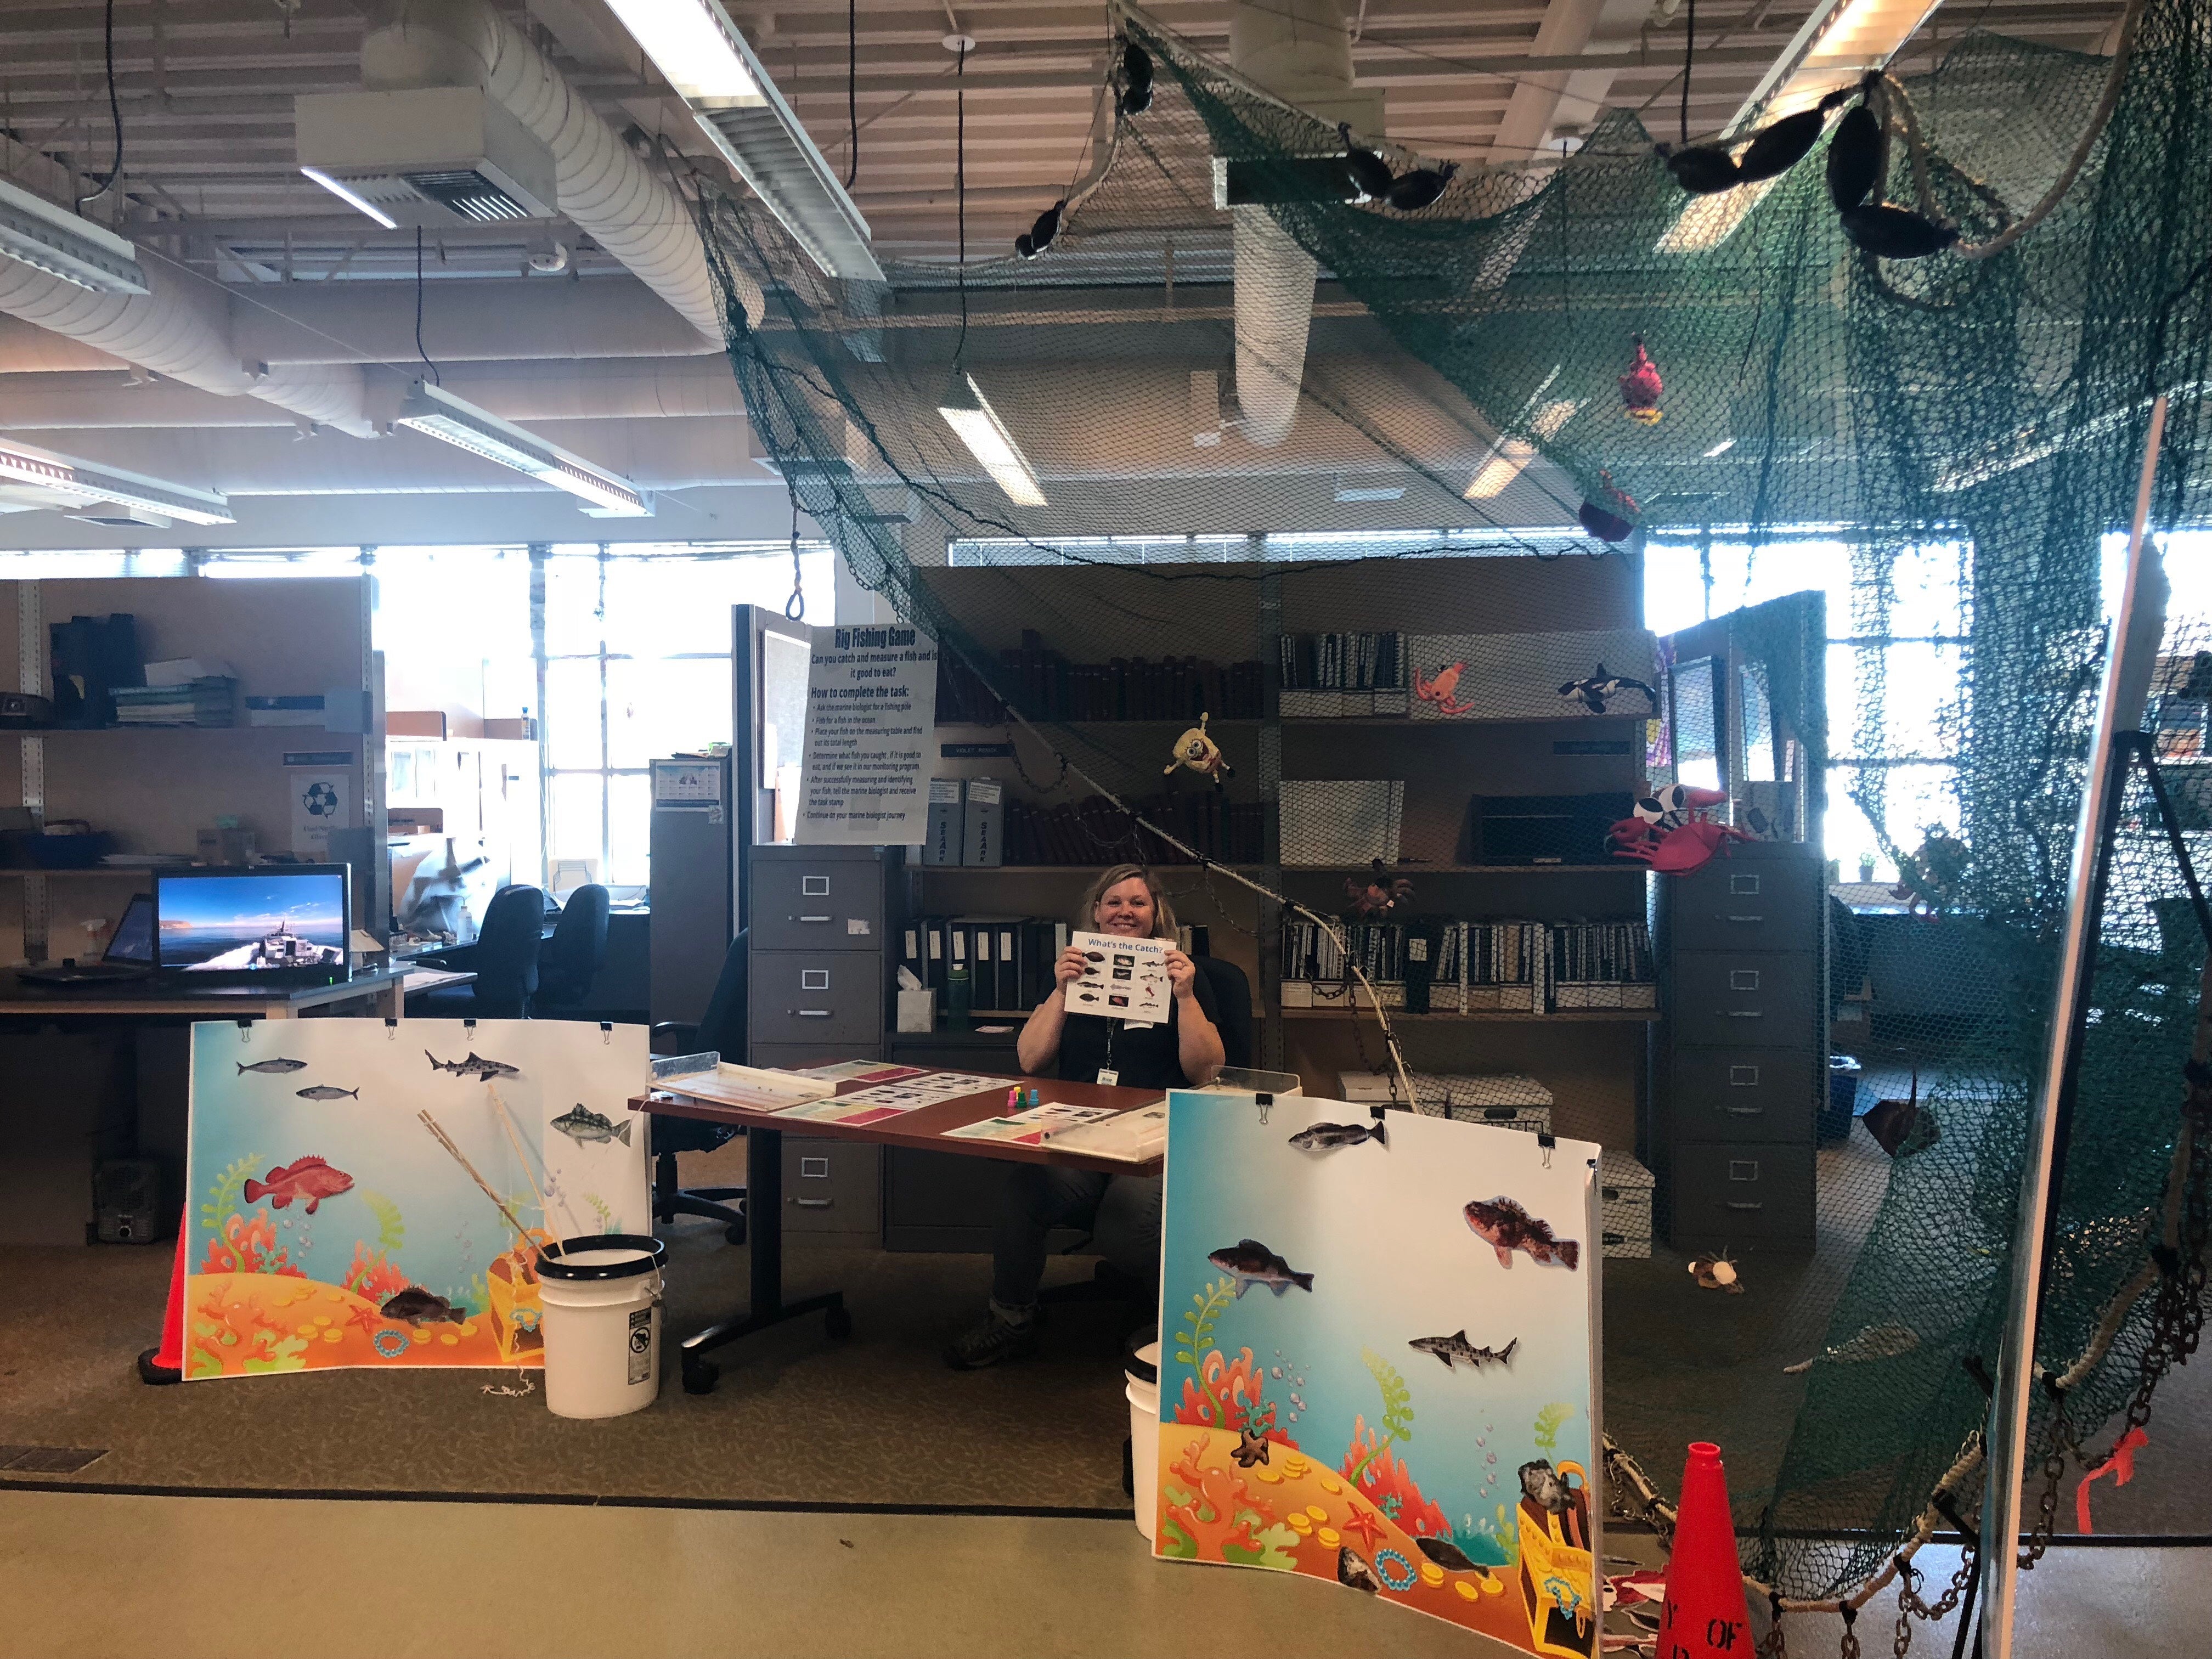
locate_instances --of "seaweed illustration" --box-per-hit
[1532,1401,1575,1455]
[1343,1346,1414,1488]
[582,1191,614,1234]
[198,1153,258,1246]
[1238,1521,1302,1572]
[1173,1276,1236,1369]
[360,1189,405,1256]
[341,1189,411,1300]
[199,1210,305,1277]
[1340,1415,1454,1539]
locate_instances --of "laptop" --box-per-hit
[153,864,353,987]
[18,893,156,985]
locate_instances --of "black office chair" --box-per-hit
[647,929,748,1245]
[413,884,545,1020]
[536,884,610,1013]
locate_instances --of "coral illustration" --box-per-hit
[1172,1347,1290,1444]
[1343,1347,1415,1488]
[199,1210,306,1277]
[1235,1521,1303,1572]
[188,1280,309,1378]
[1163,1436,1273,1561]
[1340,1415,1453,1541]
[341,1239,411,1303]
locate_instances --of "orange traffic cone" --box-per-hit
[134,1209,188,1385]
[1657,1441,1753,1658]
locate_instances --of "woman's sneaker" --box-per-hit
[943,1309,1042,1370]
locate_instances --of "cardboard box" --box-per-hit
[482,716,537,741]
[386,710,449,739]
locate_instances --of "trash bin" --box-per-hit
[1822,1055,1862,1143]
[1125,1338,1161,1542]
[536,1234,665,1419]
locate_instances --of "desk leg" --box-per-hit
[263,1006,292,1020]
[381,979,405,1019]
[676,1124,850,1395]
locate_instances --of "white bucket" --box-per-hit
[1125,1339,1161,1542]
[536,1234,665,1420]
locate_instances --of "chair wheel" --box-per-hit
[681,1358,719,1394]
[825,1305,853,1340]
[724,1221,747,1246]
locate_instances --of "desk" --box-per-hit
[635,1074,1166,1394]
[0,964,417,1020]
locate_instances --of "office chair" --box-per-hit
[536,883,610,1013]
[413,884,545,1019]
[647,929,748,1245]
[1041,954,1255,1312]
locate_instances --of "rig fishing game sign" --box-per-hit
[182,1019,650,1380]
[1155,1093,1602,1655]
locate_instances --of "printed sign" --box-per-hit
[1069,928,1170,1026]
[798,623,939,845]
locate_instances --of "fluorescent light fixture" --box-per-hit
[600,0,762,104]
[1335,486,1406,503]
[1530,399,1582,441]
[395,381,652,516]
[0,177,148,295]
[298,165,399,230]
[938,372,1047,507]
[0,440,232,525]
[1702,436,1738,458]
[1465,440,1537,500]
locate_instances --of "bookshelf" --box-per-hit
[909,554,1654,1150]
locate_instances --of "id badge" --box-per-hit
[1096,1068,1120,1087]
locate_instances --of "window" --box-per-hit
[539,543,833,889]
[1644,535,1972,883]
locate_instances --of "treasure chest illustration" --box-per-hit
[487,1232,552,1362]
[1515,1459,1595,1657]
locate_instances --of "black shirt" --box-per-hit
[1054,967,1221,1090]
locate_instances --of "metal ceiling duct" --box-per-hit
[360,0,762,334]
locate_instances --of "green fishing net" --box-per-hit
[693,0,2212,1609]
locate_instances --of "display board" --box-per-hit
[797,621,938,844]
[1155,1093,1601,1656]
[183,1019,649,1379]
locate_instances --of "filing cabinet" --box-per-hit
[1650,839,1822,1251]
[783,1137,884,1236]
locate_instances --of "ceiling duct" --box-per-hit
[296,87,560,229]
[1224,0,1382,447]
[360,0,761,333]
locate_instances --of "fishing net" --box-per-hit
[686,0,2212,1616]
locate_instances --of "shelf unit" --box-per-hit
[909,555,1655,1147]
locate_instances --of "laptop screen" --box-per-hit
[104,894,155,966]
[154,868,349,974]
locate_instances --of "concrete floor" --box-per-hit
[0,1489,2200,1659]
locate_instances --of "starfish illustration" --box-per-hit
[1339,1503,1388,1552]
[1231,1426,1271,1469]
[344,1301,390,1341]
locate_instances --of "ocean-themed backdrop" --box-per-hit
[1155,1092,1601,1655]
[183,1019,650,1380]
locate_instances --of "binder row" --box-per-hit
[901,917,1209,1015]
[1277,631,1409,716]
[1003,793,1266,866]
[1279,918,1654,1014]
[937,630,1265,723]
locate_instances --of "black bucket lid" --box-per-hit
[1122,1333,1158,1386]
[535,1234,667,1281]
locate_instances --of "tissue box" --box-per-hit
[897,987,937,1033]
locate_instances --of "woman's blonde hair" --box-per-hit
[1075,863,1177,939]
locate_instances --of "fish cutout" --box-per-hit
[1415,1534,1490,1576]
[550,1104,633,1148]
[425,1050,521,1080]
[1408,1330,1519,1372]
[243,1155,354,1215]
[1463,1197,1579,1271]
[1288,1121,1386,1153]
[1783,1321,1919,1375]
[1558,662,1658,715]
[379,1286,467,1325]
[1207,1238,1314,1298]
[1230,1426,1271,1469]
[236,1058,307,1075]
[294,1085,359,1102]
[1337,1547,1381,1593]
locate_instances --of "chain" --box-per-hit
[1758,1590,1789,1657]
[1839,1603,1860,1659]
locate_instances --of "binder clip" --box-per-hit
[1537,1130,1556,1169]
[384,1017,398,1039]
[235,1020,253,1042]
[600,1020,613,1045]
[1254,1091,1273,1126]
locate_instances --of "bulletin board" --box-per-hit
[182,1019,650,1380]
[1155,1093,1602,1656]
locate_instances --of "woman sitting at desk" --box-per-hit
[944,864,1224,1370]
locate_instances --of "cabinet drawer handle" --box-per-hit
[1725,914,1764,923]
[795,1008,831,1018]
[1723,1105,1765,1116]
[796,914,832,923]
[1726,1010,1764,1018]
[791,1197,833,1209]
[1724,1201,1764,1211]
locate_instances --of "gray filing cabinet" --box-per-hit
[1649,839,1822,1252]
[747,845,899,1239]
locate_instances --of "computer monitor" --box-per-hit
[104,893,154,967]
[153,865,352,984]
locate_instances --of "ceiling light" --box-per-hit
[601,0,762,103]
[1465,441,1537,500]
[298,165,398,230]
[938,372,1046,507]
[0,440,232,525]
[0,177,148,295]
[1702,436,1737,458]
[395,381,652,516]
[1530,399,1583,441]
[1336,486,1405,503]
